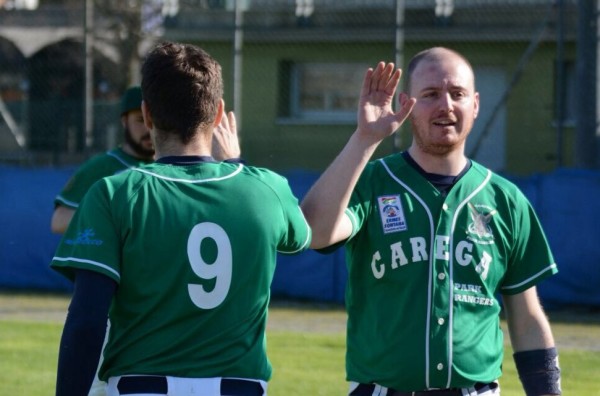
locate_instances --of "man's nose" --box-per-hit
[438,93,454,113]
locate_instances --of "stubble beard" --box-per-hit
[124,126,155,159]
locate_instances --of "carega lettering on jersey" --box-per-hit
[370,235,491,280]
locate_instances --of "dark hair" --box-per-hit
[404,47,475,93]
[141,42,223,144]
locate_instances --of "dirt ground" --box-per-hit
[1,292,599,351]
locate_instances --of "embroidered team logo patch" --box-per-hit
[378,195,407,234]
[467,202,496,243]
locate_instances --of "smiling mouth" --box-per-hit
[433,120,456,127]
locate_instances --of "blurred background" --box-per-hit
[0,0,598,310]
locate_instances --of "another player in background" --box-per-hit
[50,85,154,396]
[51,41,311,396]
[301,47,561,395]
[51,86,155,234]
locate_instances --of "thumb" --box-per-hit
[396,94,416,124]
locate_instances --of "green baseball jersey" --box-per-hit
[54,147,153,209]
[51,160,311,381]
[343,153,557,391]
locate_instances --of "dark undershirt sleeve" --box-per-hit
[55,269,117,396]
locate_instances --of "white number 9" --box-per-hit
[187,222,232,309]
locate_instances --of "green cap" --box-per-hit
[120,86,142,115]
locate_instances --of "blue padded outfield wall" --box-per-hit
[1,165,599,308]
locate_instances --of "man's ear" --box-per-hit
[212,99,224,127]
[141,100,153,130]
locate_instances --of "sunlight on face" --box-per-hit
[408,50,479,156]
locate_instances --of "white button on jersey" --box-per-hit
[438,318,445,325]
[438,273,446,280]
[442,203,449,211]
[437,363,444,370]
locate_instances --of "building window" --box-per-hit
[282,62,369,123]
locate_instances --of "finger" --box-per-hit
[396,93,416,122]
[227,111,237,135]
[384,68,401,96]
[370,62,385,93]
[377,63,395,92]
[361,67,375,97]
[219,111,229,131]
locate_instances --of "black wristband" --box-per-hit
[513,347,561,395]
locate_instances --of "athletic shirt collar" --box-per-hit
[156,155,216,165]
[401,151,471,196]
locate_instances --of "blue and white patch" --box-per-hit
[378,195,407,234]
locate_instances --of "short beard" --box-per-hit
[124,126,155,159]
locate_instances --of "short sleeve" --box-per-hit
[51,180,122,283]
[500,191,558,294]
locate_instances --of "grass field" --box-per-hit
[1,293,599,395]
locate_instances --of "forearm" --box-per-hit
[56,270,116,396]
[503,288,561,395]
[301,131,380,248]
[56,312,107,396]
[503,288,555,351]
[51,206,76,234]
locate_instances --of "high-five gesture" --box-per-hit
[212,109,241,161]
[301,62,414,248]
[357,62,415,143]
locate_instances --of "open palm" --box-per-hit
[357,62,415,143]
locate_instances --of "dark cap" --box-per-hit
[120,86,142,116]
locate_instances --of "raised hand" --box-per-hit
[357,62,415,143]
[212,110,241,161]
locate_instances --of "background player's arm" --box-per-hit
[51,205,76,234]
[301,62,415,249]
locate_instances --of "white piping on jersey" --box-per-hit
[55,195,79,208]
[379,158,436,388]
[345,209,360,240]
[501,263,557,291]
[53,256,120,280]
[133,163,244,183]
[277,206,312,254]
[446,168,492,388]
[381,158,493,388]
[134,164,311,253]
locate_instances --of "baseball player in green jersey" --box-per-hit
[51,41,311,396]
[301,47,561,395]
[51,86,155,234]
[50,85,154,396]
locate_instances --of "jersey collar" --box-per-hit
[156,155,217,165]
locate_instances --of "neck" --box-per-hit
[121,144,154,161]
[153,134,212,160]
[407,145,468,176]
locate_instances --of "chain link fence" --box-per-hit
[0,0,586,174]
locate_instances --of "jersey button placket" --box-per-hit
[429,201,452,386]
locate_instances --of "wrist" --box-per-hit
[513,347,561,395]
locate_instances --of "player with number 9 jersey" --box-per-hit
[51,158,311,382]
